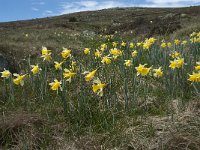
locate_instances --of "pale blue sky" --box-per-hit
[0,0,200,22]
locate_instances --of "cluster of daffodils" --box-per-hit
[188,62,200,82]
[135,64,163,78]
[142,37,156,49]
[43,47,107,96]
[1,31,200,101]
[83,69,107,96]
[169,58,184,69]
[190,32,200,43]
[0,69,26,86]
[169,51,184,69]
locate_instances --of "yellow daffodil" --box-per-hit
[181,40,187,45]
[63,69,76,83]
[137,42,143,47]
[169,58,184,69]
[31,65,41,75]
[54,61,63,70]
[110,48,122,59]
[190,32,197,37]
[101,56,112,64]
[176,58,184,68]
[84,69,97,81]
[169,60,177,69]
[70,61,77,71]
[112,41,118,47]
[132,50,138,58]
[1,69,11,79]
[49,79,62,91]
[129,42,134,48]
[124,60,132,67]
[153,67,163,78]
[13,73,26,86]
[100,43,107,51]
[195,62,200,71]
[167,42,172,48]
[121,41,126,47]
[161,43,167,48]
[170,51,180,58]
[41,46,51,55]
[41,53,52,62]
[188,72,200,82]
[92,78,106,96]
[135,64,151,76]
[84,48,90,55]
[148,37,156,44]
[95,50,101,58]
[195,65,200,71]
[61,48,71,60]
[197,32,200,37]
[143,42,151,49]
[174,39,180,45]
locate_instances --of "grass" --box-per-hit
[0,6,200,150]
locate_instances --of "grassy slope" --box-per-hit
[0,6,200,62]
[0,6,200,150]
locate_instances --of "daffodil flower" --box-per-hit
[110,48,122,59]
[181,40,187,45]
[112,41,118,47]
[174,39,180,45]
[148,37,156,44]
[124,60,132,67]
[54,61,64,70]
[170,51,180,59]
[101,56,112,64]
[31,64,41,75]
[132,50,138,58]
[41,53,52,62]
[161,43,167,48]
[195,62,200,71]
[121,41,126,47]
[137,42,143,47]
[63,69,76,83]
[61,48,71,60]
[188,72,200,82]
[41,46,51,55]
[129,42,134,48]
[1,69,11,79]
[83,69,97,81]
[167,42,172,48]
[13,73,26,86]
[95,50,101,58]
[84,48,90,55]
[92,78,106,97]
[135,64,151,76]
[100,43,107,51]
[49,79,62,91]
[153,67,163,78]
[169,58,184,69]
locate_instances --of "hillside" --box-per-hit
[0,6,200,72]
[0,6,200,150]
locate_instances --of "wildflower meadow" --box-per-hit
[1,31,200,149]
